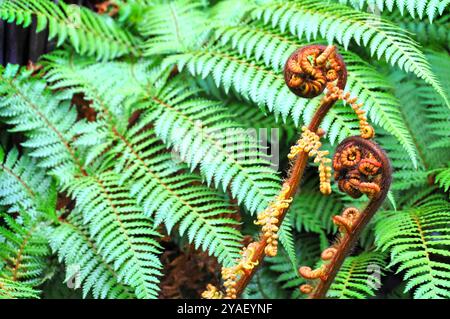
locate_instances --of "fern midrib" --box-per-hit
[111,127,238,259]
[335,260,357,298]
[0,163,36,199]
[411,212,437,285]
[10,224,38,282]
[169,2,183,48]
[4,77,86,175]
[92,174,152,298]
[63,219,135,296]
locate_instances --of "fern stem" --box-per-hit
[231,44,348,298]
[309,136,392,299]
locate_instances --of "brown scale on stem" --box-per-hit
[203,44,390,299]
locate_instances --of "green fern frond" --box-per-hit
[104,123,243,266]
[375,197,450,298]
[0,277,39,299]
[42,51,280,215]
[65,171,163,299]
[338,0,449,21]
[176,20,418,162]
[0,213,50,287]
[138,0,210,56]
[253,0,449,108]
[50,213,136,299]
[0,0,138,60]
[328,251,386,299]
[140,78,281,214]
[390,12,450,47]
[0,148,52,216]
[0,65,102,184]
[42,51,148,121]
[435,167,450,193]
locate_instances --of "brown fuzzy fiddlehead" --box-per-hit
[203,44,389,300]
[284,45,344,98]
[299,136,391,299]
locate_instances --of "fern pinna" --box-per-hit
[0,0,449,299]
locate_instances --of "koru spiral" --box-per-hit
[202,44,391,300]
[284,45,346,98]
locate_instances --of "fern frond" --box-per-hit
[0,277,39,299]
[104,124,243,266]
[338,0,449,22]
[138,0,210,56]
[253,0,449,107]
[375,197,450,298]
[435,167,450,193]
[65,171,163,299]
[177,21,418,161]
[328,252,386,299]
[390,12,450,47]
[0,214,50,287]
[42,51,280,214]
[0,0,138,60]
[140,78,281,214]
[50,213,136,299]
[0,148,52,216]
[0,64,102,184]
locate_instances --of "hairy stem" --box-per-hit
[231,45,348,297]
[309,137,392,299]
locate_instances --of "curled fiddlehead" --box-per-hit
[202,44,390,300]
[299,136,391,299]
[284,45,342,98]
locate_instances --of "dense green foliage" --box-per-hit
[0,0,449,299]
